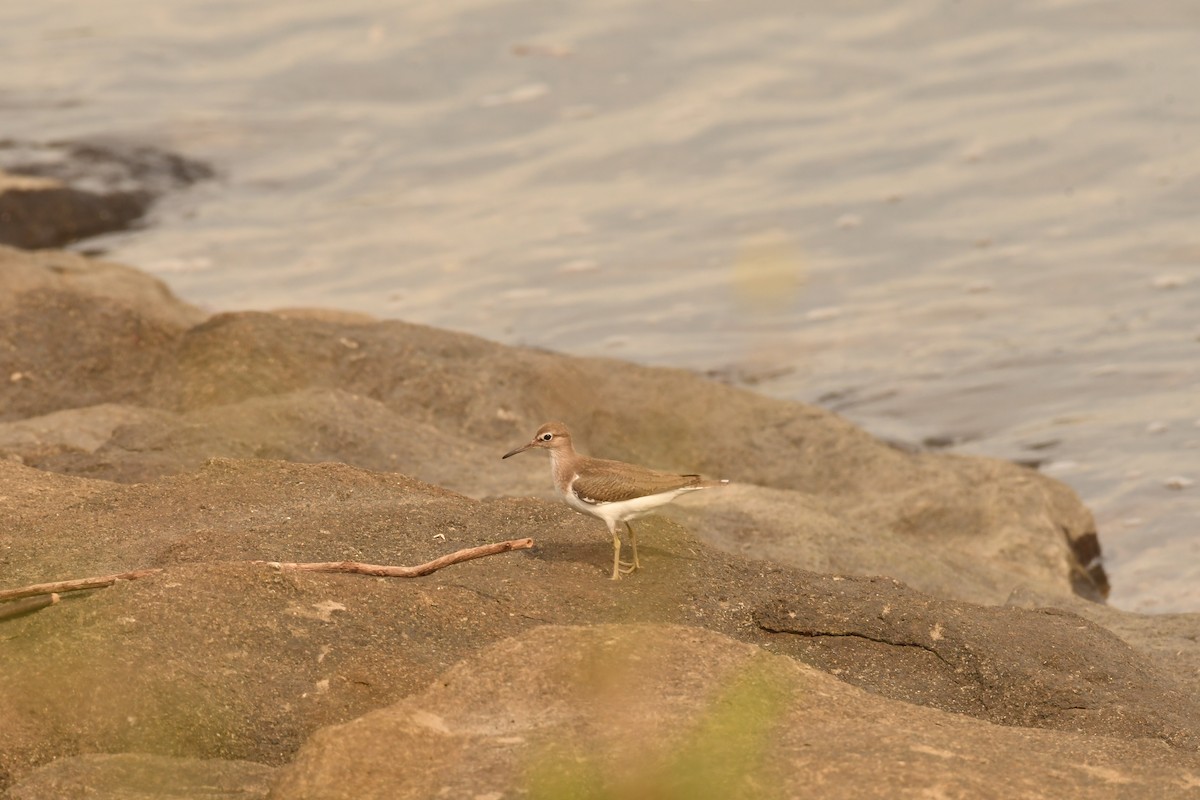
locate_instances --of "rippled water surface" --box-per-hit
[3,0,1197,611]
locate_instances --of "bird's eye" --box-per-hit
[541,433,553,441]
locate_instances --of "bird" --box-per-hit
[502,421,729,580]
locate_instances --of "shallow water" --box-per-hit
[3,0,1197,611]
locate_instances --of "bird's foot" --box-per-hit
[610,561,638,579]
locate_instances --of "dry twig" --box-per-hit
[0,593,60,621]
[0,539,535,614]
[0,568,163,604]
[260,538,535,577]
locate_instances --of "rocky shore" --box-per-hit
[2,245,1198,798]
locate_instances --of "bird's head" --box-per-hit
[502,421,573,459]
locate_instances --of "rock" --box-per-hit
[268,625,1200,799]
[0,246,205,422]
[0,140,212,250]
[0,246,206,327]
[0,180,147,251]
[0,251,1106,604]
[754,577,1198,746]
[0,403,165,459]
[7,754,273,800]
[2,249,1197,794]
[1,458,1195,788]
[1,390,498,488]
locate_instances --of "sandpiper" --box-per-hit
[502,421,728,580]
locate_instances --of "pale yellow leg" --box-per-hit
[609,521,637,580]
[610,528,624,580]
[625,522,641,571]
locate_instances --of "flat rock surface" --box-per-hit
[270,625,1200,799]
[0,250,1197,797]
[7,754,273,800]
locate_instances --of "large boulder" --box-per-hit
[0,141,212,250]
[269,625,1200,799]
[1,458,1195,789]
[0,247,205,423]
[0,249,1103,606]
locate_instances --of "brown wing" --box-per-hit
[571,458,704,504]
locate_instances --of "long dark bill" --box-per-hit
[501,442,532,459]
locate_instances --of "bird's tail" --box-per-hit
[686,477,730,490]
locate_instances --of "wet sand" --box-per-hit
[2,0,1197,610]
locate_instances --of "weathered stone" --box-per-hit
[269,625,1200,799]
[0,141,212,250]
[1,248,1196,796]
[7,753,273,800]
[0,250,1104,604]
[1,457,1195,789]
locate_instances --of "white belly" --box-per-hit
[562,478,700,530]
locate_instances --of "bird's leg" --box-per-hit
[609,521,635,580]
[624,525,643,568]
[624,522,640,571]
[610,527,624,581]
